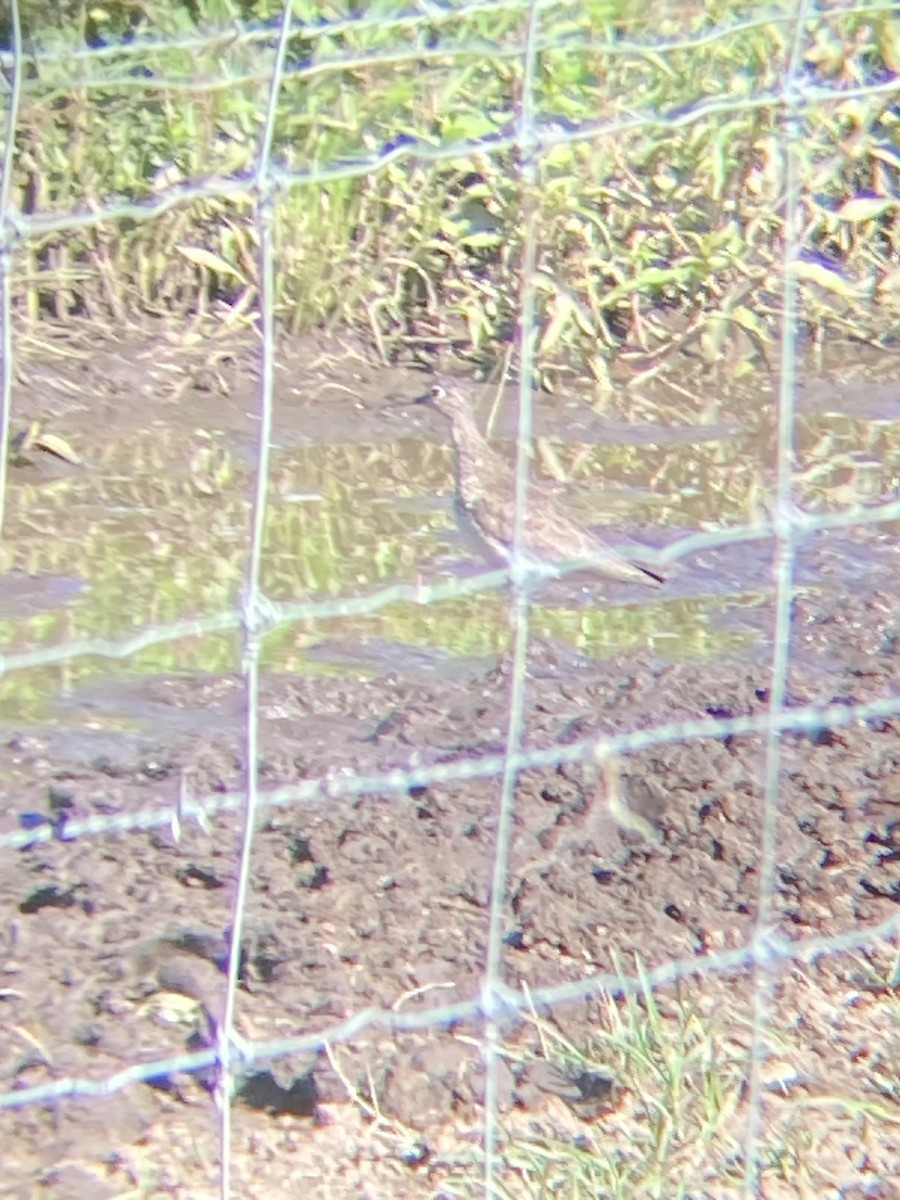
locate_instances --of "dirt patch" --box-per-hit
[0,579,898,1196]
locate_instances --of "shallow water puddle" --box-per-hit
[1,335,898,727]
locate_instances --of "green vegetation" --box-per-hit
[4,0,899,379]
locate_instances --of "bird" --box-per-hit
[410,379,665,587]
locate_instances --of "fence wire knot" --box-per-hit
[239,589,279,639]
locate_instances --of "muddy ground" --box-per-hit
[0,329,898,1198]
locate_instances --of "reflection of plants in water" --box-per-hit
[794,415,900,510]
[2,360,895,723]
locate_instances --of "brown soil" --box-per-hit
[0,330,898,1198]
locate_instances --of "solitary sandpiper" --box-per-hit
[411,379,665,588]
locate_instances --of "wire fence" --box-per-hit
[1,1,899,1197]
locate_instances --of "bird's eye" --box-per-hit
[430,385,445,398]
